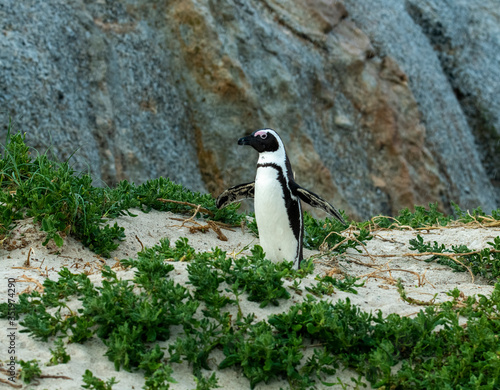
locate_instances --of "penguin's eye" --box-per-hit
[259,133,268,139]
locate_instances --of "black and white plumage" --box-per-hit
[216,129,346,269]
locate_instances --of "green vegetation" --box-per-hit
[194,373,220,390]
[303,212,371,252]
[371,201,500,229]
[305,274,365,297]
[142,363,177,390]
[372,202,452,228]
[48,337,71,365]
[7,241,500,389]
[19,359,42,384]
[0,130,242,256]
[2,130,500,389]
[409,234,500,280]
[82,370,119,390]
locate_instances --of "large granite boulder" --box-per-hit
[1,0,498,219]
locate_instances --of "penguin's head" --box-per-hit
[240,128,293,176]
[238,129,281,153]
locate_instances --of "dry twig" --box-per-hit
[0,378,22,388]
[24,247,34,267]
[321,226,377,262]
[356,247,496,283]
[207,220,228,241]
[14,274,45,292]
[135,235,144,252]
[172,210,232,241]
[156,198,214,216]
[182,204,202,226]
[359,267,433,287]
[39,374,72,380]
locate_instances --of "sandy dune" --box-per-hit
[1,209,497,389]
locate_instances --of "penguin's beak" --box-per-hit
[238,135,252,146]
[238,133,267,153]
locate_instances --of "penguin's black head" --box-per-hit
[238,129,280,153]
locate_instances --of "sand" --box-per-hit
[0,209,498,389]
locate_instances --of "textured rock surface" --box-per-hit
[404,0,500,192]
[0,0,498,219]
[343,0,500,214]
[0,0,205,190]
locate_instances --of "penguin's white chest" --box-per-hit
[254,166,300,265]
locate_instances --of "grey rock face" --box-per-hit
[0,0,498,219]
[0,0,205,191]
[405,0,500,193]
[343,0,499,212]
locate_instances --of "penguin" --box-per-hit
[216,129,346,269]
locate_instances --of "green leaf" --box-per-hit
[53,233,64,247]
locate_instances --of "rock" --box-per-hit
[343,0,499,213]
[0,0,498,220]
[0,0,205,191]
[404,0,500,192]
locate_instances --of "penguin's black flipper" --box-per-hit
[216,181,255,209]
[291,183,346,225]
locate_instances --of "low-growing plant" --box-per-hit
[302,212,373,256]
[169,318,226,375]
[373,202,452,229]
[409,234,500,280]
[10,242,500,389]
[451,201,500,222]
[372,201,500,230]
[306,274,364,297]
[0,130,245,256]
[303,212,348,249]
[82,369,119,390]
[187,244,293,309]
[143,363,177,390]
[18,268,98,341]
[17,257,196,370]
[19,359,42,384]
[132,177,243,225]
[0,130,127,255]
[220,320,304,388]
[228,246,292,307]
[193,372,220,390]
[48,337,71,366]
